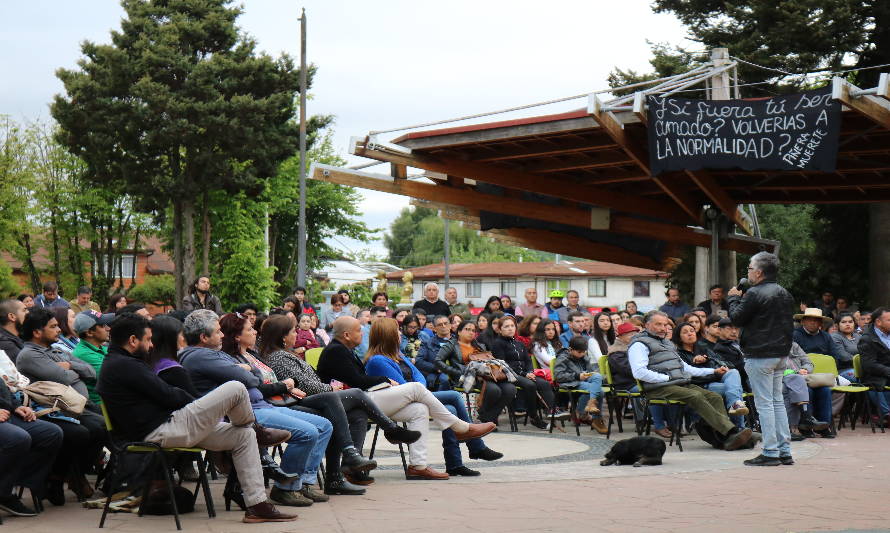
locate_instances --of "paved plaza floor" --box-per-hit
[3,419,888,533]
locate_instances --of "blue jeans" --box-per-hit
[869,390,890,416]
[706,369,745,428]
[630,385,676,430]
[745,357,791,458]
[809,385,833,424]
[574,374,604,419]
[254,406,333,490]
[434,391,485,470]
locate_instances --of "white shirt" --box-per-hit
[532,343,556,368]
[627,338,716,384]
[587,337,604,360]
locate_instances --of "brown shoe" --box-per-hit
[405,466,449,480]
[584,398,601,415]
[243,501,298,523]
[255,424,291,447]
[591,418,608,434]
[453,422,496,442]
[652,427,673,439]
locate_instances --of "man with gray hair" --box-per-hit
[628,310,754,451]
[728,251,795,466]
[412,282,450,318]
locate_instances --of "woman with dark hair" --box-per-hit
[217,313,379,499]
[672,322,748,430]
[483,296,503,315]
[370,292,392,317]
[105,293,127,313]
[294,313,320,353]
[322,294,350,332]
[145,316,195,396]
[366,319,502,477]
[308,314,329,347]
[17,293,34,309]
[588,312,615,359]
[499,295,515,316]
[399,314,423,361]
[477,312,503,349]
[436,319,517,426]
[51,307,79,354]
[258,315,421,488]
[516,315,541,349]
[531,319,562,368]
[393,309,409,325]
[831,312,859,381]
[490,315,559,428]
[475,313,490,340]
[448,313,463,335]
[682,312,703,339]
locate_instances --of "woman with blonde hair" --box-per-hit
[365,318,502,476]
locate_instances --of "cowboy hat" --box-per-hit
[793,308,833,328]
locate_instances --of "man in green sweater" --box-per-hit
[71,310,115,405]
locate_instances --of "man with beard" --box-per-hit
[181,276,223,315]
[97,313,297,524]
[0,299,26,363]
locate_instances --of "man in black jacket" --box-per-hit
[96,313,296,524]
[857,308,890,426]
[0,299,26,363]
[728,251,795,467]
[697,284,728,318]
[0,379,63,517]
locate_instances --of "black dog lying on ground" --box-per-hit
[600,436,666,467]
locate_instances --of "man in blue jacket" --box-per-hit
[415,315,453,391]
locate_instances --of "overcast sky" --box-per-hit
[1,0,693,259]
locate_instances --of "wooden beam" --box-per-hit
[519,151,635,173]
[471,136,618,162]
[685,169,752,235]
[390,163,407,179]
[589,95,702,220]
[351,140,693,224]
[498,228,665,271]
[833,77,890,130]
[310,164,608,230]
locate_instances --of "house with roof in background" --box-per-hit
[386,260,669,312]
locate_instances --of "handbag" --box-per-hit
[804,373,836,388]
[22,381,87,417]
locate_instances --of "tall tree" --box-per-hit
[52,0,300,304]
[649,1,890,306]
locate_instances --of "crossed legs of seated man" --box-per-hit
[783,373,830,439]
[368,382,496,479]
[433,390,503,477]
[647,384,752,450]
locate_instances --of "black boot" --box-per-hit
[324,473,366,496]
[383,426,422,444]
[797,405,829,431]
[339,447,377,475]
[261,451,299,483]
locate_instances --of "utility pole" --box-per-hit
[296,8,308,288]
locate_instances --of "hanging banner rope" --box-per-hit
[647,88,841,175]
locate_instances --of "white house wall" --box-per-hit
[408,276,664,312]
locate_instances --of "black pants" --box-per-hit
[512,375,555,420]
[0,416,63,497]
[46,409,106,478]
[293,389,398,478]
[475,380,517,423]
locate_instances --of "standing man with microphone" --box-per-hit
[727,252,795,466]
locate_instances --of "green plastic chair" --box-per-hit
[852,354,885,433]
[305,347,323,369]
[99,403,216,530]
[598,355,640,439]
[808,353,872,433]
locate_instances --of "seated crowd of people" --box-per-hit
[2,275,889,522]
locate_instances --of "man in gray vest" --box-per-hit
[628,311,753,450]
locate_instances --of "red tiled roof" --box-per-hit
[386,260,667,280]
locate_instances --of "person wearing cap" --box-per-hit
[544,290,565,323]
[792,308,841,361]
[71,310,115,405]
[69,286,101,314]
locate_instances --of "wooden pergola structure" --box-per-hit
[310,49,890,296]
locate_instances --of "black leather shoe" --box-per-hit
[743,454,781,466]
[340,447,377,474]
[323,477,366,495]
[798,413,829,431]
[261,452,300,483]
[817,429,836,439]
[779,455,794,465]
[383,426,422,444]
[468,447,503,461]
[446,465,481,477]
[790,432,807,442]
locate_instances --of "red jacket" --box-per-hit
[295,329,320,350]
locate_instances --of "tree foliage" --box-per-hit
[51,0,301,303]
[383,207,547,268]
[127,274,175,307]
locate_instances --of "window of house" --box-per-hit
[588,279,606,298]
[465,279,482,298]
[545,279,570,292]
[633,280,650,298]
[101,254,137,279]
[499,280,516,297]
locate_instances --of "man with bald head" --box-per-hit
[317,316,495,480]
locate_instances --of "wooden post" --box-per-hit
[709,48,738,290]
